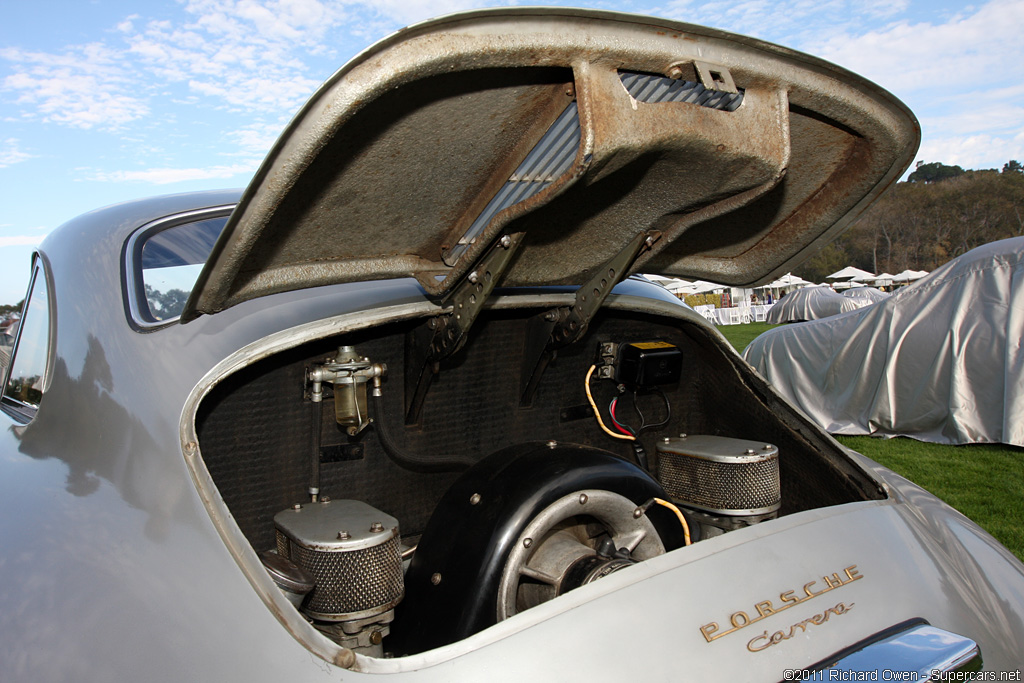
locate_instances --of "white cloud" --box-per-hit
[229,121,287,155]
[338,0,512,27]
[807,0,1024,93]
[0,139,32,168]
[916,131,1024,171]
[0,44,150,130]
[85,162,257,185]
[0,235,46,248]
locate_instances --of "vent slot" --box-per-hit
[619,71,743,111]
[445,101,581,264]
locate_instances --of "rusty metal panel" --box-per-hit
[183,9,918,319]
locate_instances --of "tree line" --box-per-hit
[797,160,1024,283]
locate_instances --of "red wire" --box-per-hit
[609,398,635,436]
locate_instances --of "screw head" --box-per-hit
[469,493,481,506]
[370,522,384,533]
[523,538,533,548]
[431,573,442,585]
[579,493,589,505]
[500,235,512,248]
[546,440,557,449]
[337,530,350,540]
[293,504,303,511]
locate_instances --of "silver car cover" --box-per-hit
[764,286,871,323]
[745,237,1024,446]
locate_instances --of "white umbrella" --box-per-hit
[768,273,810,288]
[891,269,929,284]
[684,280,723,295]
[869,272,895,286]
[827,266,876,281]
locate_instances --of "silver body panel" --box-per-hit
[2,193,1023,680]
[1,10,1020,682]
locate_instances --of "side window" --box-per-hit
[126,211,230,325]
[2,262,52,419]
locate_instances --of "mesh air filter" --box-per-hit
[274,499,404,621]
[656,435,780,515]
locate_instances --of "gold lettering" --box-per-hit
[702,568,865,645]
[744,602,855,654]
[747,632,772,652]
[821,573,844,589]
[730,611,750,628]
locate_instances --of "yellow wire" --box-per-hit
[653,497,692,546]
[584,365,635,441]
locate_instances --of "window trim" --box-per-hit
[2,255,56,422]
[123,204,235,330]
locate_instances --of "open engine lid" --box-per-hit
[183,8,918,320]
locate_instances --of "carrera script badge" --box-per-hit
[700,565,862,653]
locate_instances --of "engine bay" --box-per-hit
[194,306,883,657]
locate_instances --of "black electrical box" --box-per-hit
[615,341,682,388]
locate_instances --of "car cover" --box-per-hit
[745,237,1024,446]
[764,286,869,323]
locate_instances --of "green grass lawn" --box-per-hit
[716,321,1024,562]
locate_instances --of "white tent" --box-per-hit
[827,266,875,281]
[767,273,810,288]
[869,272,896,286]
[892,269,928,283]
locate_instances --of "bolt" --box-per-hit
[745,449,756,455]
[523,538,533,548]
[468,271,479,284]
[338,531,350,540]
[321,496,331,503]
[500,235,512,248]
[370,631,383,645]
[579,493,588,505]
[633,507,643,519]
[293,504,303,511]
[546,440,557,449]
[763,444,773,451]
[184,441,197,454]
[370,522,384,533]
[663,437,671,443]
[667,65,684,79]
[679,434,687,439]
[470,493,481,506]
[431,573,442,585]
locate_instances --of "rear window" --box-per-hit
[3,262,51,419]
[126,209,231,325]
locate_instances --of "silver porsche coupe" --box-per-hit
[2,8,1019,680]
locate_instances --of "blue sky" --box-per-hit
[1,0,1022,304]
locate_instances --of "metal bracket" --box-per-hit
[520,231,660,406]
[405,233,523,423]
[430,232,522,359]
